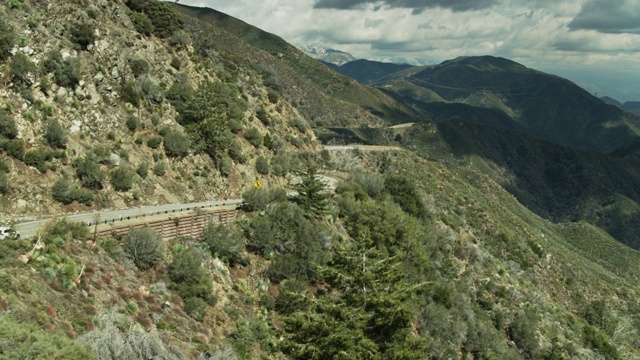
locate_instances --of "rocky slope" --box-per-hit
[0,0,318,218]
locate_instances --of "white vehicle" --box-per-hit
[0,227,20,240]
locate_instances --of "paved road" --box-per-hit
[14,198,243,239]
[323,145,402,151]
[13,175,342,239]
[388,122,415,129]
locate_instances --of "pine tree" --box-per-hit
[291,162,331,214]
[281,244,428,359]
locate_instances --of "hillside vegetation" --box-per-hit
[1,1,640,359]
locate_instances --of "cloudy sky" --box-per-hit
[177,0,640,101]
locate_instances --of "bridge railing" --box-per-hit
[85,201,242,227]
[94,209,238,240]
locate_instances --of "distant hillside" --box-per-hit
[401,119,640,249]
[601,97,640,116]
[173,4,415,126]
[622,101,640,115]
[383,56,640,153]
[600,96,622,107]
[332,59,415,85]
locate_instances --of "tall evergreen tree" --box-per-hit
[281,244,428,359]
[291,162,331,214]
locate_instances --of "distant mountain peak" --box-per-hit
[297,43,357,66]
[600,96,622,106]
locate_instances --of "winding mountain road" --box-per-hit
[14,199,243,239]
[323,145,402,151]
[13,174,341,239]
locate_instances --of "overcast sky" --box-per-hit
[177,0,640,101]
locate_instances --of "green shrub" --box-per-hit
[169,30,191,49]
[90,145,111,164]
[5,139,24,160]
[263,133,274,150]
[110,167,135,192]
[0,172,7,194]
[74,156,104,190]
[41,50,61,73]
[124,227,163,270]
[52,149,66,160]
[384,174,427,218]
[0,109,18,139]
[42,218,89,242]
[256,108,270,125]
[170,56,182,70]
[153,161,167,176]
[126,116,138,131]
[72,186,95,205]
[266,89,280,104]
[183,297,207,322]
[51,178,94,205]
[255,156,270,175]
[129,58,150,77]
[289,136,303,148]
[125,0,184,38]
[219,156,232,177]
[228,139,246,163]
[508,310,540,358]
[270,152,300,177]
[241,187,287,212]
[146,136,162,149]
[43,52,81,89]
[0,21,15,63]
[250,202,330,281]
[270,134,287,154]
[150,113,161,126]
[229,119,243,134]
[121,82,141,107]
[202,222,245,265]
[582,325,620,359]
[168,248,215,304]
[9,52,36,88]
[136,162,148,179]
[0,158,8,173]
[163,130,190,157]
[59,57,81,88]
[44,119,67,149]
[244,127,262,147]
[289,116,308,133]
[350,171,385,198]
[275,279,309,315]
[129,11,154,36]
[70,22,95,50]
[165,81,193,104]
[24,148,52,173]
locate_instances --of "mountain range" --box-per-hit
[601,96,640,115]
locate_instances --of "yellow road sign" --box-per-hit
[254,180,262,188]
